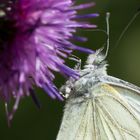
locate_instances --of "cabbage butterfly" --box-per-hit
[56,13,140,140]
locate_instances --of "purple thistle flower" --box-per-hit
[0,0,98,122]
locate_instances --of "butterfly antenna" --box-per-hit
[104,12,110,58]
[114,9,140,50]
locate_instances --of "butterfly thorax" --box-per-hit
[61,50,108,99]
[72,59,107,97]
[76,50,108,88]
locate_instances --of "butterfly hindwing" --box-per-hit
[57,96,97,140]
[57,83,140,140]
[56,48,140,140]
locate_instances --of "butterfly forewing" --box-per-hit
[112,85,140,116]
[95,84,140,139]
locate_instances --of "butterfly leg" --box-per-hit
[68,54,81,70]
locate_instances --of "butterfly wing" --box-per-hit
[56,83,140,140]
[100,75,140,94]
[94,84,140,140]
[56,94,97,140]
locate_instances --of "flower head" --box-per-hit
[0,0,98,122]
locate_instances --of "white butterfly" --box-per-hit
[56,13,140,140]
[56,48,140,140]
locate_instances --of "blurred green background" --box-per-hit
[0,0,140,140]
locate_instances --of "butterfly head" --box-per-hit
[83,48,107,73]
